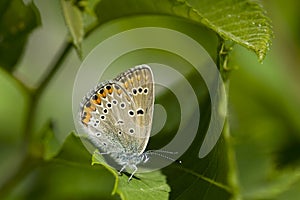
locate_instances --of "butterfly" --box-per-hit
[79,64,154,181]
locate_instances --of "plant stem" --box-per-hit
[223,82,241,200]
[22,40,72,142]
[217,36,241,200]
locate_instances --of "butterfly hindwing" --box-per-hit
[114,65,154,153]
[80,65,154,155]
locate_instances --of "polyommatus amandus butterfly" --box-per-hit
[80,64,155,181]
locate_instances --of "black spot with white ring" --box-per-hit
[128,110,135,117]
[132,88,137,95]
[100,115,105,120]
[143,88,148,94]
[138,87,143,93]
[120,102,126,109]
[137,108,144,115]
[129,128,135,134]
[112,100,118,105]
[106,103,112,108]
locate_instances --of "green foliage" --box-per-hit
[61,0,84,54]
[92,151,171,200]
[0,0,40,71]
[1,0,300,200]
[93,0,272,61]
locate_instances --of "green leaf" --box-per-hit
[53,132,92,165]
[230,46,300,199]
[94,0,273,61]
[80,0,101,27]
[17,132,116,199]
[61,0,84,55]
[157,72,233,199]
[41,121,61,161]
[275,138,300,169]
[92,152,171,200]
[164,138,233,200]
[26,132,116,199]
[19,162,116,200]
[0,0,41,71]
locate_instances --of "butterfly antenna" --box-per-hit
[146,151,182,163]
[147,149,178,154]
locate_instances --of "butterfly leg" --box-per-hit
[118,165,126,175]
[128,165,138,182]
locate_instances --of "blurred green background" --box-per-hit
[0,0,300,199]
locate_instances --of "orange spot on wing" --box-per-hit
[90,104,96,111]
[84,103,95,112]
[91,96,101,105]
[82,112,91,125]
[124,81,128,89]
[107,88,113,94]
[97,96,101,104]
[101,91,106,98]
